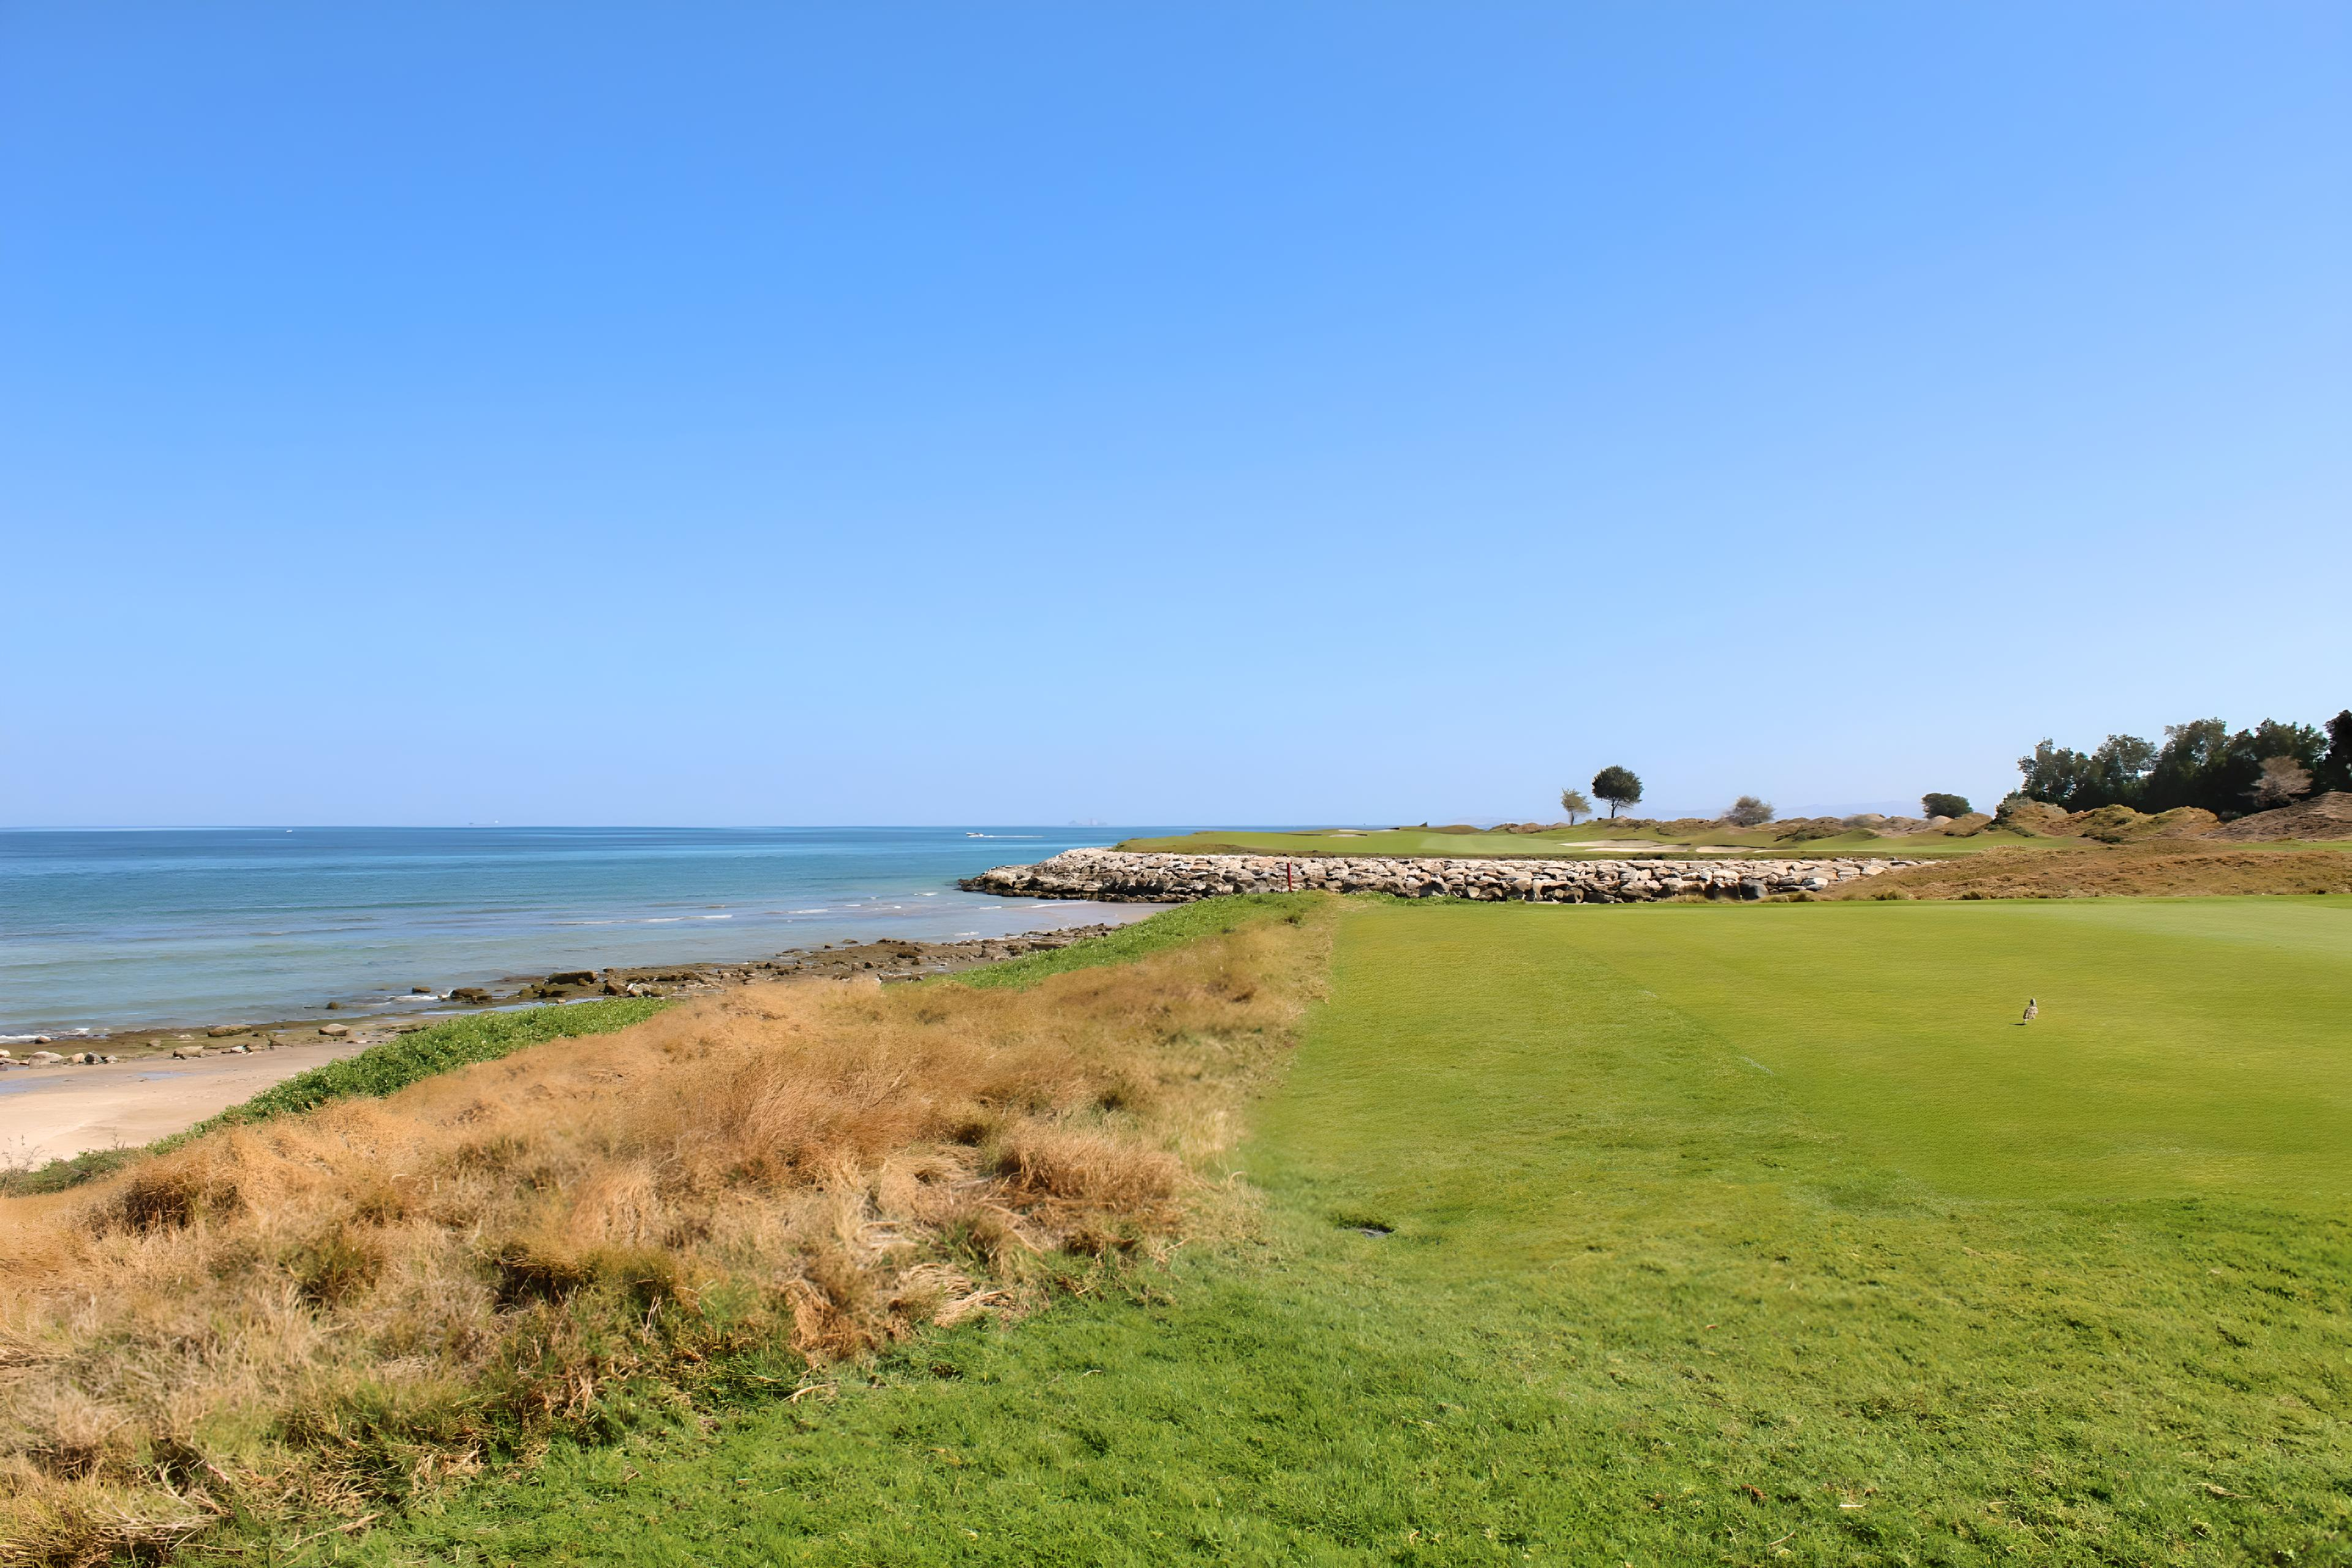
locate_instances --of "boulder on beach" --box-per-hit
[451,987,492,1004]
[318,1022,350,1038]
[547,971,598,987]
[207,1025,244,1038]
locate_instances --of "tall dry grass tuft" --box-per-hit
[1822,844,2352,901]
[0,906,1330,1564]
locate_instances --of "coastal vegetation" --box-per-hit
[6,889,2350,1562]
[1116,821,2029,861]
[1118,786,2352,864]
[183,1000,673,1139]
[0,900,1329,1563]
[0,1001,671,1200]
[2018,707,2352,816]
[1826,843,2352,900]
[292,897,2350,1564]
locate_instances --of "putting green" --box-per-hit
[1376,897,2352,1206]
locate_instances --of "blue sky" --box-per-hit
[4,4,2345,827]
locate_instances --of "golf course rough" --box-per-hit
[323,895,2351,1566]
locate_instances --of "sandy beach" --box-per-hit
[0,1037,374,1167]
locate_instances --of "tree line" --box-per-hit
[2018,709,2352,816]
[1558,771,1975,827]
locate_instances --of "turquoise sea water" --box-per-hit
[0,827,1175,1037]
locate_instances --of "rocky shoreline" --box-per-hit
[963,848,1926,903]
[0,926,1127,1075]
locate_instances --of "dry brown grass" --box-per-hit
[1823,843,2352,901]
[0,906,1330,1566]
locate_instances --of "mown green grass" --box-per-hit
[1115,826,2016,860]
[300,898,2351,1566]
[951,894,1321,990]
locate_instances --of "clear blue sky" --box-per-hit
[4,4,2345,827]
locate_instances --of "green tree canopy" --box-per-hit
[1591,766,1643,819]
[1558,788,1591,824]
[1921,792,1972,819]
[2319,710,2352,795]
[2019,712,2340,816]
[2018,734,2155,811]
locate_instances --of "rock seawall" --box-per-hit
[962,849,1926,904]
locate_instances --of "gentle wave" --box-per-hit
[1,826,1178,1033]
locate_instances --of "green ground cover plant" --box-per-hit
[311,895,2352,1566]
[0,1147,140,1199]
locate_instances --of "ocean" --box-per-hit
[0,827,1175,1038]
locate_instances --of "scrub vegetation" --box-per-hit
[188,1000,675,1139]
[0,1001,671,1201]
[1826,844,2352,900]
[1117,824,2031,860]
[0,902,1330,1565]
[1120,810,2352,863]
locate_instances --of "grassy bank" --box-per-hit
[0,901,1330,1565]
[0,1000,671,1200]
[323,895,2351,1565]
[951,894,1319,990]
